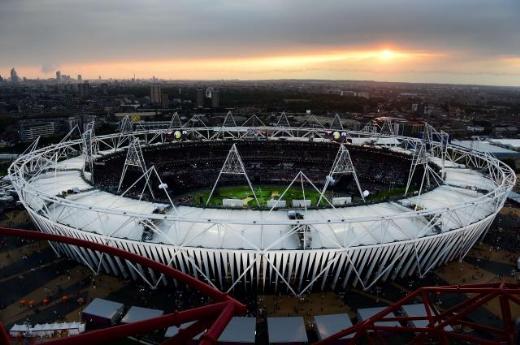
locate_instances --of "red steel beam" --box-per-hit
[0,226,242,306]
[0,227,246,344]
[44,302,229,345]
[199,301,236,345]
[317,282,520,345]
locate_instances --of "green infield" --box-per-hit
[193,185,329,207]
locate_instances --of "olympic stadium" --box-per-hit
[7,113,516,296]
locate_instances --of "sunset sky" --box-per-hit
[1,0,520,85]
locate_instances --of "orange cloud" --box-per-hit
[52,48,440,79]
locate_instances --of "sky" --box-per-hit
[1,0,520,86]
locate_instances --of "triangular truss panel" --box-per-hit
[300,114,324,129]
[275,112,291,127]
[119,115,133,134]
[206,144,259,206]
[423,122,449,176]
[117,165,177,212]
[319,144,365,204]
[169,112,182,129]
[380,118,398,136]
[118,137,154,198]
[242,114,265,127]
[330,113,344,130]
[57,125,82,159]
[185,114,207,128]
[362,121,380,134]
[269,171,335,213]
[222,111,237,127]
[404,141,443,197]
[22,137,40,155]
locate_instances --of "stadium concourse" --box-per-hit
[7,114,516,296]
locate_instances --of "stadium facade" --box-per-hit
[8,114,516,295]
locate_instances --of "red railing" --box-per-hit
[0,227,246,345]
[2,226,519,345]
[317,282,520,345]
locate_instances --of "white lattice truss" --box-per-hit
[318,144,365,204]
[118,137,154,198]
[405,141,444,197]
[206,144,259,207]
[8,121,516,296]
[330,114,343,130]
[81,123,96,182]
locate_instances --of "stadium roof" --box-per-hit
[32,156,496,250]
[452,140,520,159]
[489,138,520,151]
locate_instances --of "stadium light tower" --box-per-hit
[168,112,182,129]
[330,113,343,130]
[404,141,443,197]
[118,137,154,198]
[242,114,265,127]
[222,111,237,127]
[275,112,291,127]
[318,144,365,204]
[206,144,259,207]
[82,122,97,182]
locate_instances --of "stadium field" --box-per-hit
[193,185,329,207]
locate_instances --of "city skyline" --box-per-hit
[1,0,519,86]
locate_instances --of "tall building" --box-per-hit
[196,88,204,108]
[77,74,82,82]
[56,70,61,82]
[18,121,56,142]
[78,82,90,98]
[161,92,169,109]
[211,89,220,108]
[150,84,162,104]
[10,68,19,83]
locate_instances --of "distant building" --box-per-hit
[211,89,220,108]
[150,84,162,104]
[77,74,82,82]
[56,70,61,82]
[10,68,19,83]
[161,92,169,108]
[78,82,90,98]
[355,91,370,99]
[66,117,80,131]
[205,87,214,98]
[19,122,56,142]
[196,88,204,108]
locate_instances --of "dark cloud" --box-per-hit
[0,0,519,69]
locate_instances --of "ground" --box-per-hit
[1,204,519,344]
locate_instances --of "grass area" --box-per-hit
[193,185,326,208]
[191,185,413,208]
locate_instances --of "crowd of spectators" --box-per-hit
[93,140,427,206]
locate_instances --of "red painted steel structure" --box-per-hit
[0,227,246,345]
[2,226,519,345]
[317,282,520,345]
